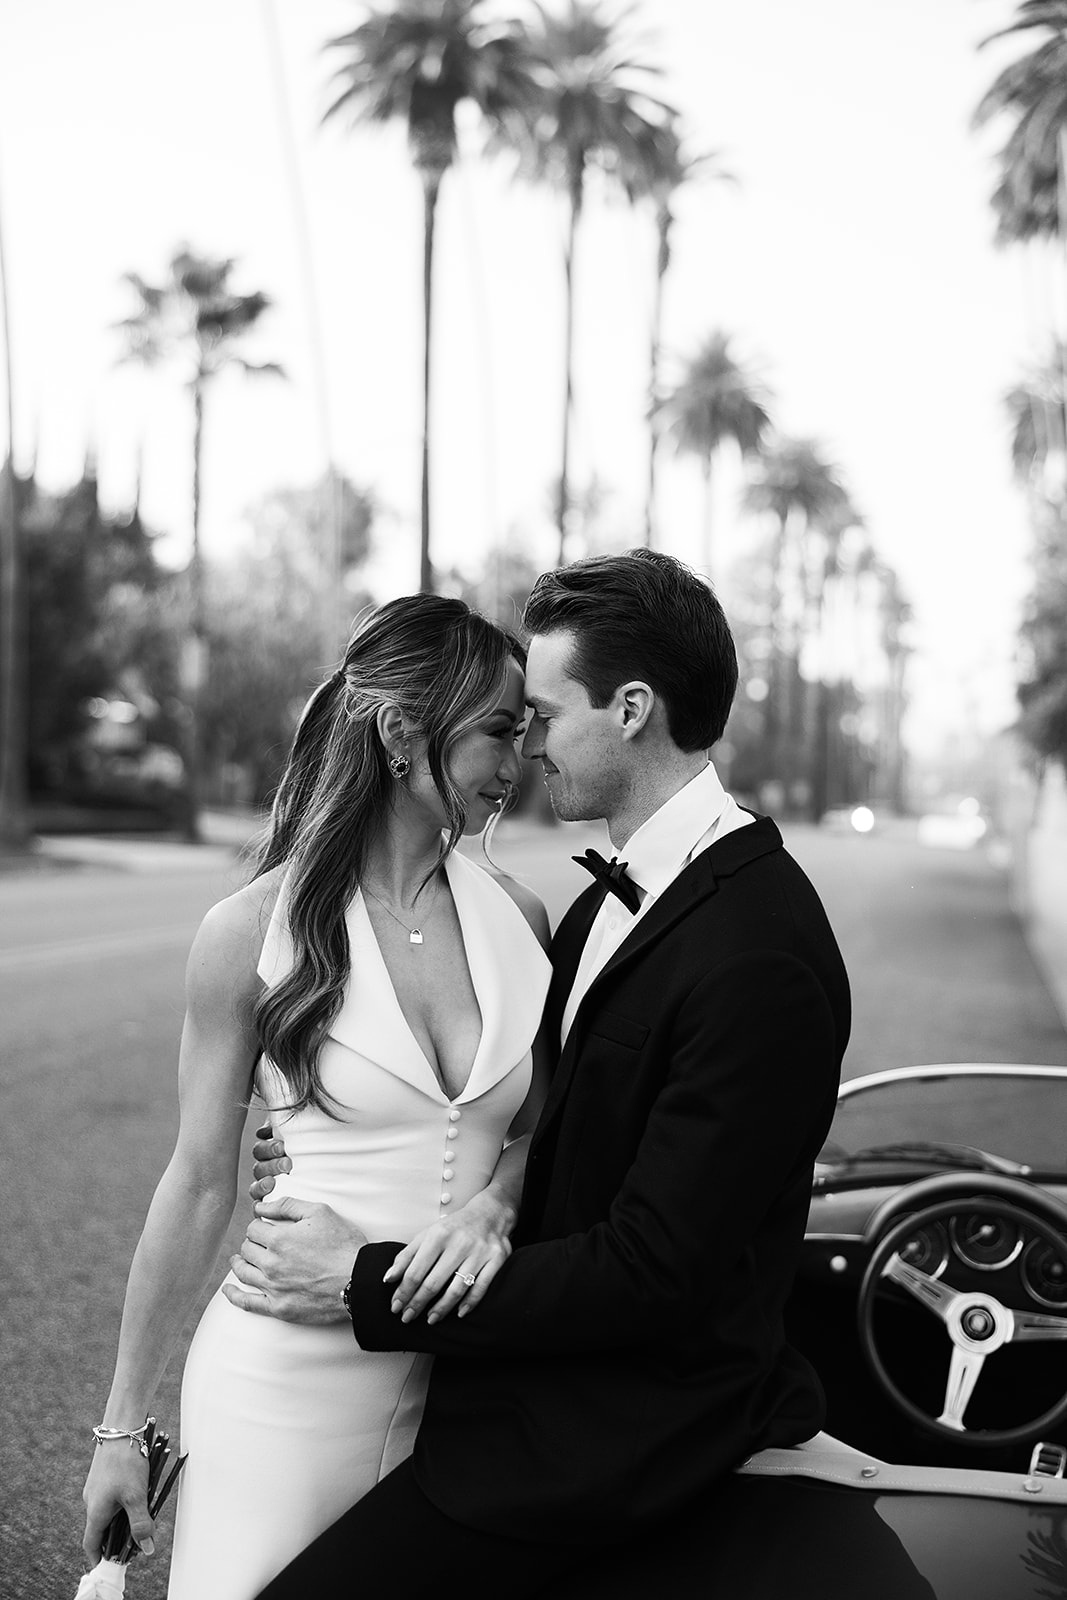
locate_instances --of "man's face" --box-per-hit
[522,630,623,822]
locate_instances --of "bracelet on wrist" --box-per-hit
[92,1420,151,1458]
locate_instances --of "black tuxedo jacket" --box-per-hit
[349,815,850,1543]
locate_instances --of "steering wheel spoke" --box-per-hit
[857,1183,1067,1447]
[937,1343,986,1430]
[1011,1309,1067,1343]
[882,1253,961,1321]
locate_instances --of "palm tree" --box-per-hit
[806,505,865,820]
[324,0,538,592]
[974,2,1067,244]
[743,438,849,806]
[642,130,733,547]
[118,248,280,841]
[1006,347,1067,491]
[660,330,772,572]
[507,0,675,563]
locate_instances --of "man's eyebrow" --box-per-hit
[525,697,555,714]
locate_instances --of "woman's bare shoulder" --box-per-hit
[187,866,286,991]
[480,864,551,951]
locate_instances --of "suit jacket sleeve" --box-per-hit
[348,946,839,1359]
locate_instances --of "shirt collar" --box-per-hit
[619,761,729,902]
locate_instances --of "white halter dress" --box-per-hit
[167,851,551,1599]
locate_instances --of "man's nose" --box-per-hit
[521,721,543,760]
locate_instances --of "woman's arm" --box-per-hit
[81,882,271,1563]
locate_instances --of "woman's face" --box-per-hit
[408,658,527,836]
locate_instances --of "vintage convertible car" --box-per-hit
[556,1064,1067,1599]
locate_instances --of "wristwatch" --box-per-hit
[341,1278,354,1317]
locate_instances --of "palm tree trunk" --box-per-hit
[558,177,582,567]
[179,379,205,844]
[420,172,440,594]
[0,156,28,850]
[763,510,789,801]
[645,227,668,549]
[701,453,714,574]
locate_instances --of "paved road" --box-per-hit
[2,820,1064,1596]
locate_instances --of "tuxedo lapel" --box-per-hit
[534,815,783,1137]
[543,882,604,1056]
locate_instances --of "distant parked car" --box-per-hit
[918,797,989,851]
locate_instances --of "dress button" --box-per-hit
[448,1109,462,1122]
[442,1170,454,1182]
[440,1193,452,1205]
[446,1127,458,1140]
[443,1151,455,1164]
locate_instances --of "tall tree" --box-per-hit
[118,247,280,840]
[974,2,1067,244]
[1006,347,1067,494]
[0,147,28,849]
[743,437,849,806]
[324,0,538,593]
[507,0,675,563]
[642,131,733,548]
[660,330,772,572]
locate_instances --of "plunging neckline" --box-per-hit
[356,852,484,1104]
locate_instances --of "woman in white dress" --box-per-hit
[81,595,552,1598]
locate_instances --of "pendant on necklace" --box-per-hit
[409,929,424,946]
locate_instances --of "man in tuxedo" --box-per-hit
[229,550,850,1598]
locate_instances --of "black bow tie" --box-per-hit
[572,848,641,913]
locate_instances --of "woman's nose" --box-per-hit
[500,741,523,783]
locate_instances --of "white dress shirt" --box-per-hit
[560,761,753,1044]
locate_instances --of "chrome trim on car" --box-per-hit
[836,1064,1067,1101]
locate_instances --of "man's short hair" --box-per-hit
[523,550,738,750]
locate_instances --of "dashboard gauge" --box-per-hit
[895,1221,949,1278]
[949,1213,1023,1271]
[1021,1239,1067,1309]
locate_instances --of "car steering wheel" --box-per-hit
[857,1190,1067,1447]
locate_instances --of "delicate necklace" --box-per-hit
[361,877,440,946]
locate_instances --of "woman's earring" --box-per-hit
[388,752,411,780]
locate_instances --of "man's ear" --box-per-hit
[614,681,654,741]
[375,703,408,758]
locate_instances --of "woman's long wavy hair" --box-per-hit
[252,594,523,1116]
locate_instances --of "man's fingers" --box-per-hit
[243,1219,277,1250]
[230,1251,268,1288]
[250,1175,277,1202]
[251,1156,291,1180]
[253,1195,316,1222]
[222,1281,270,1316]
[254,1122,274,1142]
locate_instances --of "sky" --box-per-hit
[0,0,1048,762]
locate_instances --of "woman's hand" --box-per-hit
[82,1440,154,1565]
[383,1187,517,1325]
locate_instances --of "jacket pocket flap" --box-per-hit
[589,1011,649,1050]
